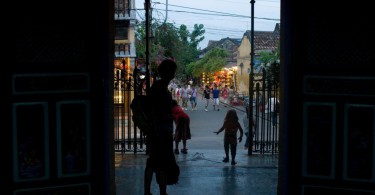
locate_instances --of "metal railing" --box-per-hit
[114,72,147,154]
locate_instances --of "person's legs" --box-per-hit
[156,171,167,195]
[181,140,187,154]
[174,140,179,154]
[184,98,188,110]
[182,140,187,150]
[192,98,197,110]
[230,143,237,165]
[144,158,153,195]
[214,98,220,110]
[223,136,229,162]
[174,127,180,154]
[155,133,173,195]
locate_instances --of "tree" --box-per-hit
[257,42,280,87]
[186,48,227,77]
[135,19,205,83]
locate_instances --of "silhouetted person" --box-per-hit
[214,109,244,165]
[144,59,178,195]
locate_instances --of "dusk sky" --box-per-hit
[135,0,280,49]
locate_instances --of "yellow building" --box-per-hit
[235,24,280,97]
[114,0,137,108]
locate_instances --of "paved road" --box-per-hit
[183,96,247,151]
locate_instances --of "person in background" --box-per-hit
[171,100,191,154]
[266,95,279,126]
[189,85,198,110]
[221,85,229,106]
[214,109,244,165]
[203,85,211,112]
[144,59,177,195]
[175,85,181,106]
[180,84,189,111]
[211,84,221,111]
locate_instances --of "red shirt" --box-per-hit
[171,106,189,121]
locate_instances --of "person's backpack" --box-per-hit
[166,158,180,185]
[130,95,153,135]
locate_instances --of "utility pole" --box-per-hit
[164,0,168,23]
[145,0,151,95]
[248,0,255,156]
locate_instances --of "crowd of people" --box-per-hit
[168,81,238,112]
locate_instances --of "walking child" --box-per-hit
[214,109,244,165]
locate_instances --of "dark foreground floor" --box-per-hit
[115,149,278,195]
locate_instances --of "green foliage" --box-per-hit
[135,19,205,82]
[186,48,227,77]
[257,41,280,86]
[258,51,277,67]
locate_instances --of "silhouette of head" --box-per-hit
[158,59,177,81]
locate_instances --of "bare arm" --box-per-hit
[214,124,225,135]
[238,122,244,142]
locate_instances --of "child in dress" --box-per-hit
[172,99,191,154]
[214,109,244,165]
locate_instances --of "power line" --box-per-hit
[154,3,279,21]
[155,8,279,21]
[135,1,279,48]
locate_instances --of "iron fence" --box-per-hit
[114,68,280,155]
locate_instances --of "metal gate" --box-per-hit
[246,68,280,155]
[114,69,147,154]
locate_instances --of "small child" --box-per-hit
[172,99,191,154]
[214,109,244,165]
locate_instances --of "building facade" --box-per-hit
[236,23,280,95]
[114,0,136,104]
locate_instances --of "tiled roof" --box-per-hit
[201,37,241,54]
[201,23,280,54]
[243,23,280,52]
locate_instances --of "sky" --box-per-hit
[135,0,280,49]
